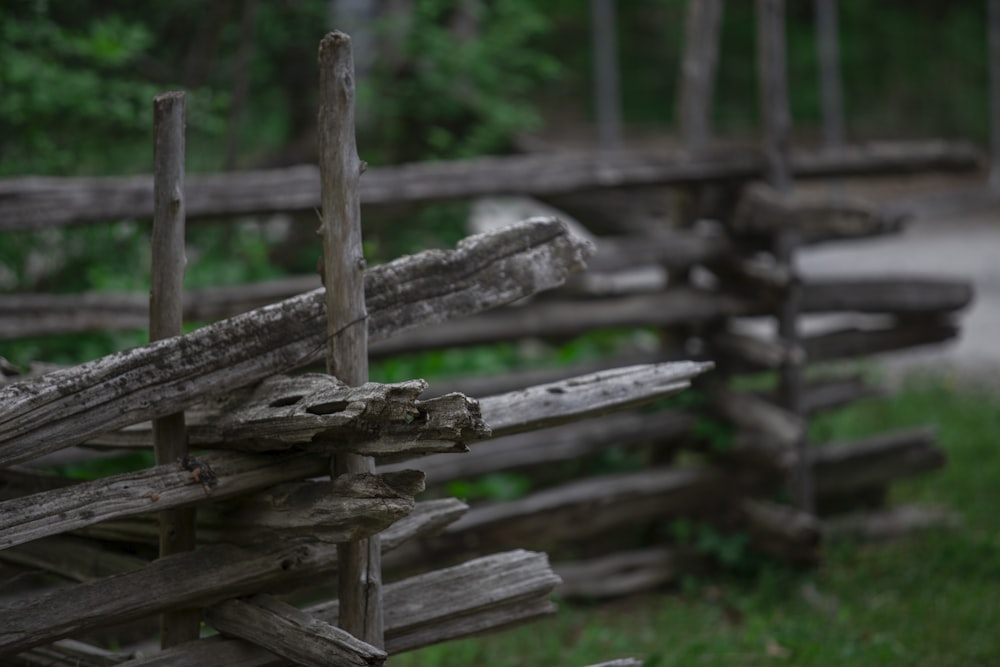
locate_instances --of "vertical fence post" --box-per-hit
[757,0,792,195]
[989,0,1000,192]
[151,90,199,647]
[815,0,845,152]
[678,0,724,155]
[591,0,623,151]
[756,0,813,513]
[317,32,384,648]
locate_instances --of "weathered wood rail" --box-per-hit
[0,139,979,231]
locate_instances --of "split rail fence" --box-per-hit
[0,33,668,667]
[0,17,982,667]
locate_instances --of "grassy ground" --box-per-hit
[390,371,1000,666]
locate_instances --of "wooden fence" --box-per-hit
[0,32,671,666]
[0,11,981,664]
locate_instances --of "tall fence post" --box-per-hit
[678,0,724,155]
[591,0,623,151]
[150,90,200,647]
[756,0,813,513]
[815,0,845,198]
[989,0,1000,192]
[317,32,384,648]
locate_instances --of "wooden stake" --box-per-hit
[151,90,200,647]
[317,31,383,648]
[678,0,723,155]
[989,0,1000,191]
[815,0,845,151]
[756,0,792,195]
[591,0,622,150]
[756,0,812,512]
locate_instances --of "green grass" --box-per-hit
[390,372,1000,666]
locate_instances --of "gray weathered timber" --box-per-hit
[732,182,906,241]
[797,375,882,415]
[591,0,622,150]
[8,639,136,667]
[712,329,803,370]
[395,467,731,559]
[150,89,197,648]
[801,278,973,314]
[723,320,960,373]
[420,351,666,399]
[811,427,945,496]
[0,451,328,550]
[112,550,559,666]
[0,535,145,582]
[802,320,959,364]
[0,217,592,467]
[823,504,960,541]
[738,498,821,564]
[380,410,696,483]
[555,547,681,599]
[370,290,748,358]
[0,230,729,341]
[0,141,979,231]
[204,594,386,667]
[476,362,713,438]
[0,465,423,551]
[88,376,489,456]
[815,0,845,151]
[583,661,644,667]
[757,0,792,194]
[317,31,383,648]
[677,0,723,154]
[708,386,805,449]
[0,498,466,655]
[219,472,424,543]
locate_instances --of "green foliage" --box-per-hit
[0,2,228,176]
[46,450,154,481]
[446,472,531,503]
[361,0,559,163]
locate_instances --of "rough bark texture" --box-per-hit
[89,376,488,457]
[150,90,199,647]
[219,472,424,544]
[0,451,328,550]
[111,550,559,666]
[0,217,592,467]
[733,182,906,241]
[0,230,730,341]
[0,498,466,655]
[476,362,712,438]
[204,594,386,667]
